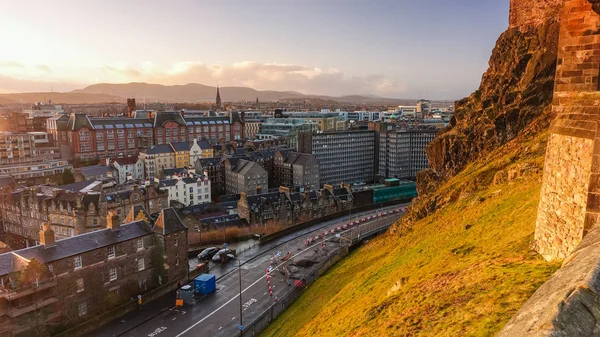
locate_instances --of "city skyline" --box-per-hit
[0,0,508,99]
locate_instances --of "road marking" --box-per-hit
[147,327,167,337]
[218,327,222,331]
[172,318,177,321]
[175,207,405,337]
[231,316,235,320]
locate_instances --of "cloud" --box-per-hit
[103,65,142,79]
[137,61,408,97]
[35,64,52,73]
[0,61,24,68]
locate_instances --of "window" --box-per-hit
[78,302,87,317]
[117,130,125,139]
[138,258,145,271]
[137,239,144,251]
[174,238,178,246]
[93,218,98,226]
[74,256,82,269]
[175,254,180,266]
[48,263,53,274]
[108,246,115,259]
[76,277,84,292]
[109,267,117,281]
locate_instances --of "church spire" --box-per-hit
[215,86,222,110]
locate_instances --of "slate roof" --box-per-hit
[158,179,178,188]
[164,168,187,176]
[246,192,285,208]
[333,188,353,201]
[66,114,93,131]
[181,177,195,184]
[197,158,221,167]
[49,114,70,131]
[78,165,113,178]
[59,179,99,192]
[170,142,191,152]
[153,111,187,127]
[203,215,249,230]
[0,253,15,276]
[112,156,140,166]
[198,140,212,150]
[0,221,153,274]
[153,208,187,235]
[146,144,175,155]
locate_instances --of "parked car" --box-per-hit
[198,247,218,261]
[212,248,233,262]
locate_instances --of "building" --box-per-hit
[139,144,175,180]
[189,139,214,164]
[170,142,190,169]
[224,158,268,196]
[0,182,168,249]
[74,165,114,182]
[273,151,320,190]
[0,132,60,165]
[257,118,318,149]
[282,111,347,131]
[0,159,72,181]
[298,130,376,185]
[0,207,188,336]
[107,157,145,184]
[416,99,432,118]
[377,123,438,179]
[158,174,211,207]
[338,111,382,123]
[237,184,353,226]
[13,103,65,133]
[45,111,244,161]
[195,158,223,197]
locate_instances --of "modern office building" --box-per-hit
[377,123,438,179]
[298,130,376,185]
[257,118,318,149]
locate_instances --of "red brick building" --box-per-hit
[46,111,244,161]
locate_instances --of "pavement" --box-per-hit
[88,204,406,337]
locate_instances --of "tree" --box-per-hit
[61,168,75,185]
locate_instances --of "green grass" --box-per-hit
[261,132,560,337]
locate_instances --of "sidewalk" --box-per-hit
[87,290,177,337]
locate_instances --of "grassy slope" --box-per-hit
[261,131,561,337]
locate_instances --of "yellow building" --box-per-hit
[170,142,190,168]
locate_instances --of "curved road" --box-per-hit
[89,204,407,337]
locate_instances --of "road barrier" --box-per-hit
[225,213,402,337]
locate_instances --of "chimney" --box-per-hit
[127,98,136,118]
[107,210,120,231]
[39,222,55,247]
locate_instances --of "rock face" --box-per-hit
[425,17,559,182]
[498,226,600,337]
[509,0,562,31]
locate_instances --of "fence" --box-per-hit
[224,213,401,337]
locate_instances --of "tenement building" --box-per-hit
[298,130,376,185]
[377,123,438,179]
[224,158,268,195]
[0,207,188,337]
[0,182,168,249]
[273,151,320,190]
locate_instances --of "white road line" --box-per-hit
[175,209,404,337]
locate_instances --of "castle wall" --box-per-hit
[535,0,600,260]
[509,0,562,29]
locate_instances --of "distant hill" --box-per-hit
[73,82,421,105]
[0,92,122,104]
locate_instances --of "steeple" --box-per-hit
[215,86,222,110]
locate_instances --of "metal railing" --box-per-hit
[225,213,402,337]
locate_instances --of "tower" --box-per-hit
[534,0,600,261]
[215,86,222,110]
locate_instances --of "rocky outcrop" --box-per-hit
[498,226,600,336]
[425,21,559,183]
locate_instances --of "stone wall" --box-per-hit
[534,0,600,261]
[499,226,600,336]
[534,132,593,260]
[509,0,562,30]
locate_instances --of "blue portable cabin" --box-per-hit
[194,274,216,295]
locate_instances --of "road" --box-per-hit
[89,204,407,337]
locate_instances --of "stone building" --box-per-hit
[298,130,376,185]
[0,132,60,165]
[158,174,211,207]
[224,158,268,196]
[107,156,145,184]
[0,182,168,249]
[195,158,223,197]
[237,185,353,226]
[0,207,187,337]
[273,151,320,190]
[534,0,600,261]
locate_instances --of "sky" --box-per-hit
[0,0,509,99]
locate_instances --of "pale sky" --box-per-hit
[0,0,509,99]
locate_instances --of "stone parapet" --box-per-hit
[509,0,562,30]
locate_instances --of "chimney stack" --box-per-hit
[39,222,55,247]
[127,98,136,118]
[107,210,120,231]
